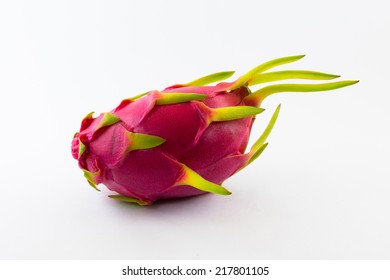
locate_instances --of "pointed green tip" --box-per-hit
[108,195,149,206]
[97,112,121,130]
[248,104,281,161]
[78,139,86,158]
[87,180,100,191]
[156,92,208,105]
[230,54,307,90]
[129,91,150,101]
[348,80,359,85]
[248,142,269,165]
[83,169,101,191]
[176,164,231,195]
[248,70,341,85]
[185,71,235,86]
[127,132,166,151]
[83,111,94,120]
[327,80,360,89]
[247,79,359,106]
[210,106,265,122]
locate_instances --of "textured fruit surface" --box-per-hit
[71,55,358,205]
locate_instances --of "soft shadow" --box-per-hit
[106,192,221,217]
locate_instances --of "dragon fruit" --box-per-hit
[71,55,357,205]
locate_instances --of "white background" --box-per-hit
[0,0,389,259]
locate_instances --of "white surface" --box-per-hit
[0,0,389,259]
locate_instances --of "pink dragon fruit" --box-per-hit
[71,55,357,205]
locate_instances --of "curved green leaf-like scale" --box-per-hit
[128,91,151,101]
[96,112,121,130]
[248,143,268,165]
[155,92,208,105]
[248,70,340,85]
[245,80,359,106]
[251,104,281,153]
[115,99,133,111]
[78,139,86,158]
[175,164,231,195]
[211,106,265,122]
[108,195,150,206]
[116,91,152,111]
[243,105,281,167]
[127,132,166,152]
[83,111,94,121]
[83,169,101,191]
[229,55,305,90]
[86,180,99,190]
[80,112,95,131]
[184,71,235,86]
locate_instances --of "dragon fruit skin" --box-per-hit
[71,55,358,205]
